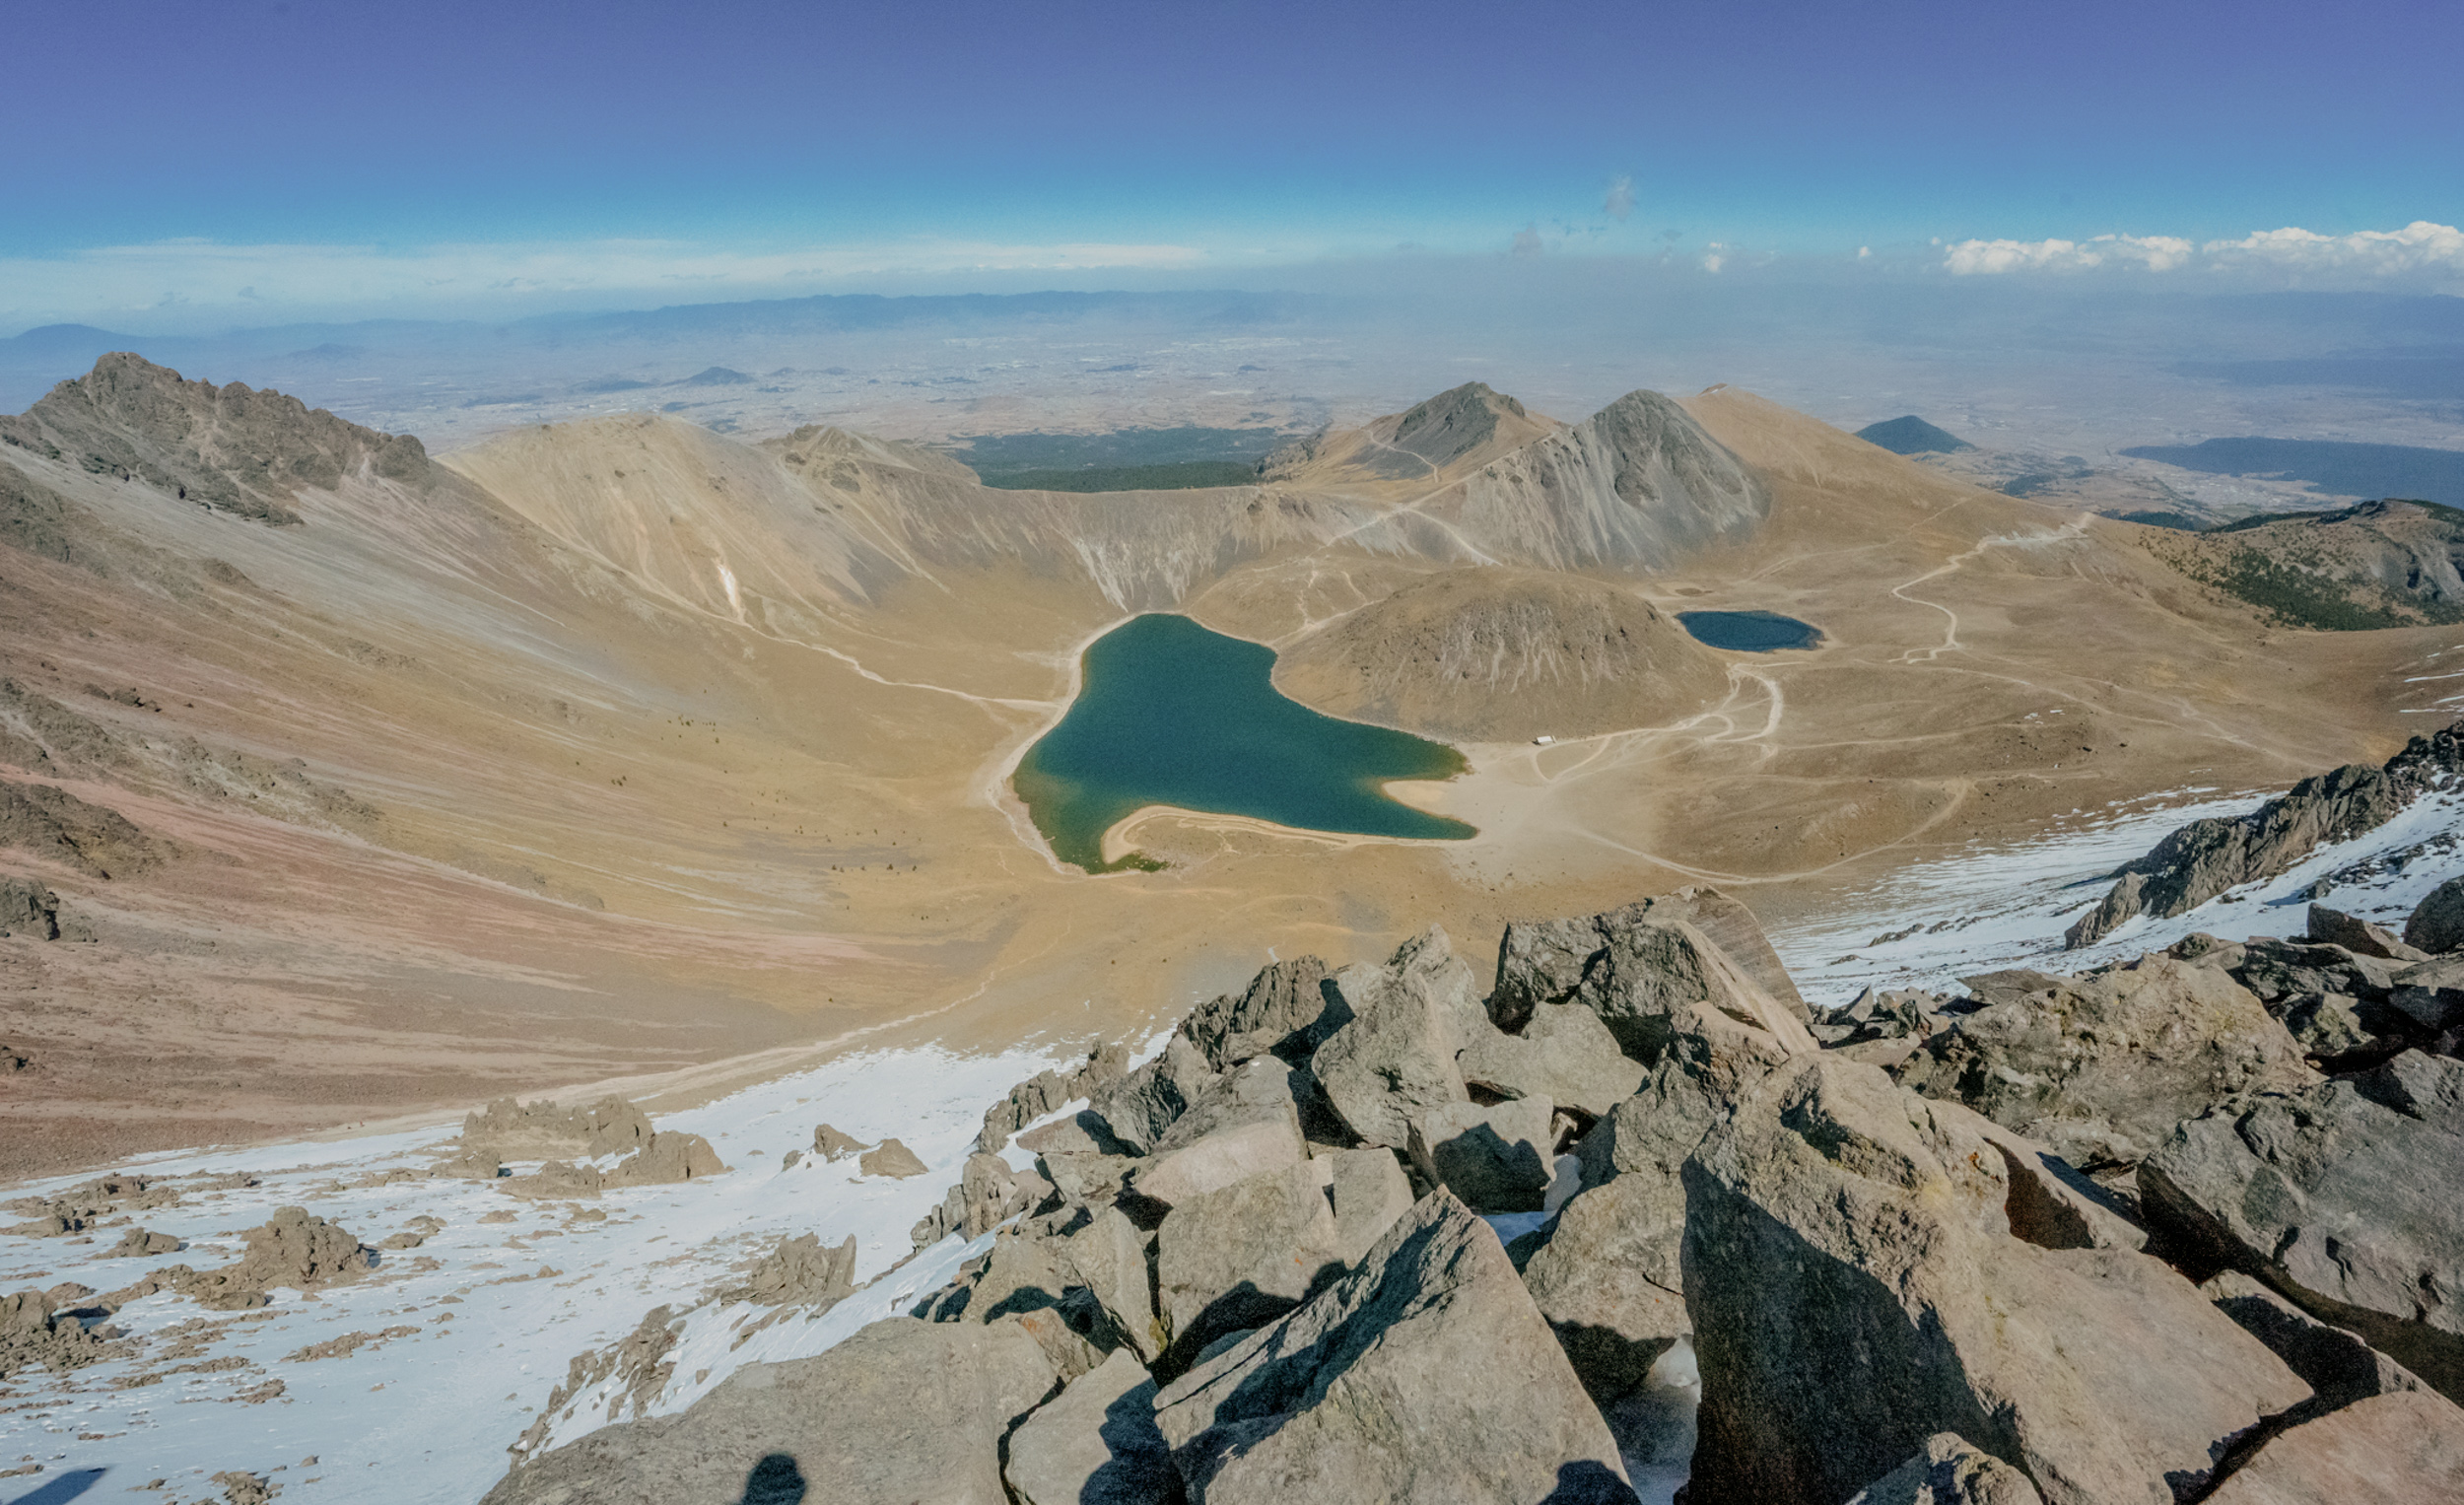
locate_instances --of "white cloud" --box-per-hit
[0,236,1212,328]
[1604,175,1635,223]
[1701,243,1726,274]
[2202,221,2464,279]
[1942,221,2462,287]
[1511,225,1544,258]
[1944,233,2192,275]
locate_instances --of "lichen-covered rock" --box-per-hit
[1154,1191,1632,1505]
[1893,955,2316,1169]
[1681,1056,2309,1505]
[2138,1050,2464,1402]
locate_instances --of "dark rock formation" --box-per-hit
[2067,722,2464,946]
[0,778,168,878]
[2404,874,2464,954]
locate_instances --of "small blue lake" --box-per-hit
[1014,614,1476,872]
[1677,609,1824,651]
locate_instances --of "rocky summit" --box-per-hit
[480,880,2464,1504]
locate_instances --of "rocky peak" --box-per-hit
[1385,381,1527,470]
[0,353,433,525]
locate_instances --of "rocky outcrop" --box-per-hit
[1406,1097,1555,1213]
[484,1316,1059,1505]
[975,1043,1131,1153]
[730,1234,856,1309]
[0,352,436,526]
[0,1287,116,1378]
[1491,884,1810,1034]
[1310,928,1486,1148]
[2066,722,2464,946]
[2200,1270,2428,1409]
[857,1138,928,1179]
[1152,1191,1634,1504]
[1892,955,2317,1169]
[1089,1035,1218,1154]
[811,1124,868,1160]
[1002,1347,1177,1505]
[1459,1001,1644,1118]
[2202,1389,2464,1504]
[2404,875,2464,954]
[607,1131,726,1188]
[1845,1435,2045,1505]
[0,778,168,879]
[2138,1050,2464,1402]
[1681,1056,2309,1505]
[461,1096,653,1161]
[1178,955,1335,1069]
[0,876,92,940]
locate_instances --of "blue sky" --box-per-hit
[6,0,2460,327]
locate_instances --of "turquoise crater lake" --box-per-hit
[1015,613,1477,872]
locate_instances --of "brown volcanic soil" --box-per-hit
[0,363,2442,1180]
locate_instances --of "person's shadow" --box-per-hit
[739,1453,806,1504]
[6,1469,107,1505]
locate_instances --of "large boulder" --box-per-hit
[1003,1347,1178,1505]
[1153,1191,1635,1504]
[1680,1056,2310,1505]
[1494,905,1815,1062]
[2307,903,2429,962]
[1126,1102,1305,1210]
[1311,930,1486,1149]
[1180,955,1338,1069]
[733,1233,856,1309]
[482,1316,1059,1505]
[1515,1172,1690,1402]
[2403,874,2464,955]
[1490,886,1811,1034]
[857,1137,928,1180]
[1154,1157,1344,1361]
[1845,1434,2046,1505]
[1406,1097,1555,1213]
[2202,1389,2464,1505]
[607,1131,727,1188]
[1458,1001,1646,1119]
[2137,1050,2464,1402]
[1058,1206,1164,1363]
[1893,956,2316,1169]
[2200,1270,2428,1408]
[1090,1034,1219,1153]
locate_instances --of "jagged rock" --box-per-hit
[1813,988,1968,1047]
[2066,724,2464,947]
[106,1228,182,1257]
[1406,1097,1555,1213]
[1490,884,1811,1034]
[2202,1390,2464,1504]
[1003,1347,1177,1505]
[1893,955,2316,1169]
[1016,1111,1128,1157]
[977,1043,1132,1153]
[2403,874,2464,954]
[1153,1155,1349,1360]
[432,1145,506,1181]
[736,1233,856,1308]
[1311,930,1483,1148]
[1042,1152,1135,1205]
[1458,1001,1645,1118]
[483,1315,1058,1505]
[1680,1056,2310,1505]
[2386,954,2464,1035]
[462,1095,652,1161]
[500,1160,604,1199]
[1126,1102,1304,1210]
[0,777,168,879]
[1153,1190,1633,1504]
[2138,1050,2464,1402]
[2200,1270,2426,1408]
[0,1287,113,1377]
[607,1131,726,1188]
[857,1137,928,1179]
[226,1205,373,1291]
[1517,1172,1691,1402]
[1322,1147,1414,1265]
[954,1152,1049,1239]
[949,1233,1112,1380]
[1926,1098,2147,1253]
[1180,954,1337,1068]
[811,1124,869,1160]
[1844,1434,2047,1505]
[2307,902,2430,961]
[1060,1207,1163,1362]
[1089,1035,1218,1154]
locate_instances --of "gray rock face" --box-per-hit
[1154,1158,1344,1359]
[1497,907,1816,1063]
[2404,874,2464,954]
[1003,1347,1178,1505]
[2202,1389,2464,1505]
[1312,930,1483,1148]
[1681,1056,2310,1505]
[1490,884,1810,1034]
[977,1044,1131,1153]
[2138,1050,2464,1402]
[1458,1001,1645,1118]
[2065,724,2464,947]
[2200,1271,2426,1409]
[1128,1103,1305,1210]
[1153,1191,1634,1504]
[2306,903,2429,962]
[0,876,86,940]
[1517,1172,1690,1402]
[1845,1434,2046,1505]
[1893,955,2316,1169]
[1180,955,1336,1068]
[1091,1035,1219,1154]
[1406,1097,1555,1213]
[1059,1207,1162,1362]
[482,1316,1059,1505]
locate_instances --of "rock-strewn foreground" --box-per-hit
[483,883,2464,1505]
